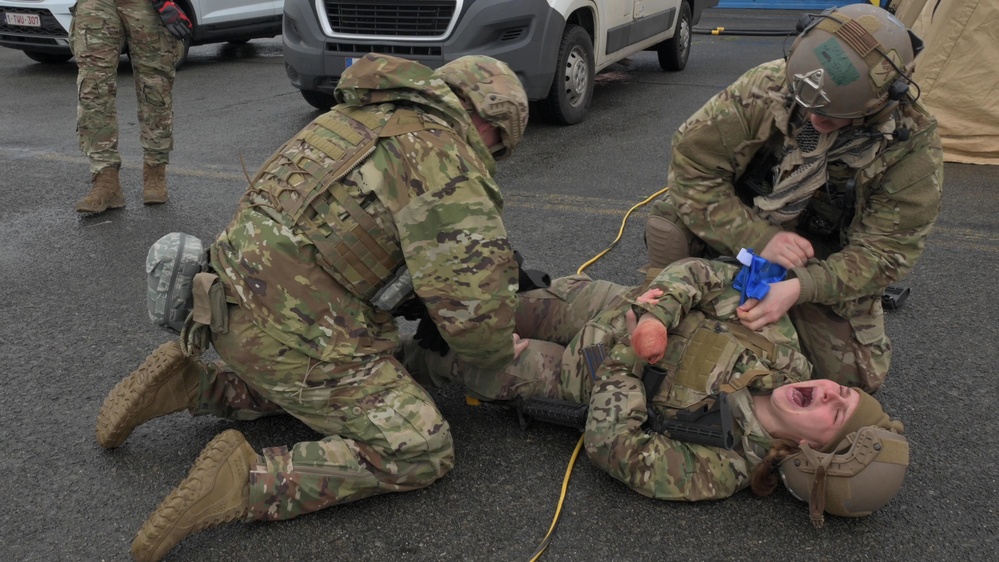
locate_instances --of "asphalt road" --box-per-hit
[1,9,997,562]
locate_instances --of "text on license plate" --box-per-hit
[5,12,42,27]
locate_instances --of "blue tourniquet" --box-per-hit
[732,248,787,305]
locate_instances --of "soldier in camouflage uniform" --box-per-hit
[94,53,528,562]
[644,4,944,393]
[70,0,192,213]
[405,258,810,406]
[404,257,902,508]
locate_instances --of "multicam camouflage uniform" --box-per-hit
[405,258,813,500]
[70,0,180,174]
[651,59,943,392]
[188,55,520,521]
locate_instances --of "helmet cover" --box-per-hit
[787,3,915,118]
[780,425,909,527]
[435,55,529,159]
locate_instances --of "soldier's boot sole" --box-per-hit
[130,430,254,562]
[142,163,168,205]
[645,215,691,269]
[75,168,125,213]
[95,341,199,449]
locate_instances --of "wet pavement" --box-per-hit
[1,8,997,562]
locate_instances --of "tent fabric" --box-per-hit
[910,0,999,165]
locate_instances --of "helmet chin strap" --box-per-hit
[489,143,508,159]
[798,443,835,528]
[857,102,913,142]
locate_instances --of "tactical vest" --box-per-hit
[240,104,450,302]
[651,310,800,410]
[734,143,856,258]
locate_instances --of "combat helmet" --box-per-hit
[780,425,909,527]
[436,55,529,159]
[786,3,921,119]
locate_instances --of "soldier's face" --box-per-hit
[470,112,502,154]
[766,379,860,448]
[808,112,853,134]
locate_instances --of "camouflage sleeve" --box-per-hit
[640,258,811,387]
[664,61,786,255]
[791,124,944,304]
[390,132,520,371]
[637,258,742,329]
[584,343,752,501]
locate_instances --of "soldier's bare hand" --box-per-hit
[513,333,530,359]
[636,288,663,305]
[759,232,814,269]
[737,279,801,330]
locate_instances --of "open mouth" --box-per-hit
[790,386,814,407]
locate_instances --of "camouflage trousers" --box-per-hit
[788,301,891,393]
[196,305,454,521]
[650,196,891,392]
[402,275,633,405]
[69,0,180,174]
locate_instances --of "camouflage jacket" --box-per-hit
[663,59,943,307]
[584,259,812,501]
[210,54,519,368]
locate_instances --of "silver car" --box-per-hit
[0,0,283,66]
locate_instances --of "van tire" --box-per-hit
[301,89,336,110]
[539,24,594,125]
[658,1,691,71]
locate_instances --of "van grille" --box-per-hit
[327,43,442,57]
[322,1,456,37]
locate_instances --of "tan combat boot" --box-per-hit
[143,163,169,205]
[131,430,256,562]
[95,341,201,449]
[75,167,125,213]
[645,215,692,268]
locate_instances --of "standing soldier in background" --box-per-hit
[94,54,529,561]
[71,0,192,213]
[644,3,943,393]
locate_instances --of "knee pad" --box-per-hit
[645,215,691,268]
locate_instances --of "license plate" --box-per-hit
[345,57,358,68]
[5,12,41,27]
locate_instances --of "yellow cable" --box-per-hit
[527,436,584,562]
[574,186,670,276]
[527,186,669,561]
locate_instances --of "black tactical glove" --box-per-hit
[392,297,428,322]
[392,297,450,356]
[413,314,450,356]
[513,250,552,292]
[152,0,193,40]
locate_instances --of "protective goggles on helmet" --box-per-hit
[790,68,834,116]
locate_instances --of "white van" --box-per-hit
[282,0,719,124]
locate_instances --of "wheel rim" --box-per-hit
[678,18,690,62]
[563,45,589,108]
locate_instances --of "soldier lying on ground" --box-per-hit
[644,3,943,393]
[401,258,908,525]
[94,53,529,562]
